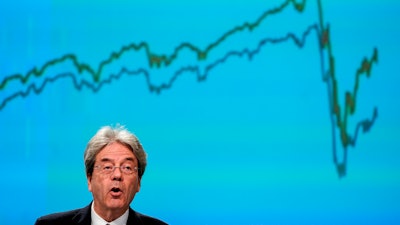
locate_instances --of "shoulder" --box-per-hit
[129,209,168,225]
[34,205,91,225]
[35,209,79,225]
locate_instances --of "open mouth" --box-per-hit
[110,187,123,197]
[111,187,122,193]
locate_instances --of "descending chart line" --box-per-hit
[316,0,378,177]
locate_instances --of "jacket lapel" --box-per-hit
[127,208,143,225]
[71,203,92,225]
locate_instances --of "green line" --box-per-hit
[0,0,306,90]
[316,0,378,148]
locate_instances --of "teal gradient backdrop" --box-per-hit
[1,0,399,224]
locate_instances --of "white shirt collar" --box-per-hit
[91,202,129,225]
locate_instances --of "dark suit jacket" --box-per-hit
[34,203,167,225]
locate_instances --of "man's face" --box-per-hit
[88,142,141,217]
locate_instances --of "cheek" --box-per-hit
[89,176,107,194]
[130,178,141,194]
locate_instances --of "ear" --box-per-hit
[87,174,93,192]
[136,177,141,193]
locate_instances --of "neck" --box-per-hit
[93,202,128,222]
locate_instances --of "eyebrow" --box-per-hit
[99,157,136,163]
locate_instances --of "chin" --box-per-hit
[107,200,127,209]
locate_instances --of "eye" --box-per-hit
[103,164,113,171]
[123,165,133,172]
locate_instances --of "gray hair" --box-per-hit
[84,125,147,179]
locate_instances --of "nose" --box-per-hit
[111,166,123,181]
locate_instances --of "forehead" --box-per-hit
[96,142,137,163]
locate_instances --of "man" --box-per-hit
[35,125,167,225]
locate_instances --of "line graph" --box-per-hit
[0,0,306,89]
[0,0,379,177]
[316,0,379,177]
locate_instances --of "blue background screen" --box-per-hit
[1,0,399,224]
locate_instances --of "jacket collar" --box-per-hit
[71,202,141,225]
